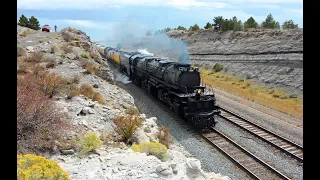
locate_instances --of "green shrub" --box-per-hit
[18,154,71,180]
[289,94,298,98]
[81,53,90,59]
[60,54,66,58]
[75,132,103,158]
[213,63,223,72]
[131,142,168,161]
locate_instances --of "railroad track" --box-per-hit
[200,128,291,180]
[218,106,303,163]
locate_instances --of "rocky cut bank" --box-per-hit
[127,28,303,97]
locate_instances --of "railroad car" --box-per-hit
[104,47,220,129]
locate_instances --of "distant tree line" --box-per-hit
[153,13,299,36]
[18,14,41,30]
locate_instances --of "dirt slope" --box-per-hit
[126,28,303,97]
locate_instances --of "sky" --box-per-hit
[17,0,303,46]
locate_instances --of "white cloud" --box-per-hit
[17,0,229,10]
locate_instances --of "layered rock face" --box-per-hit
[126,28,303,96]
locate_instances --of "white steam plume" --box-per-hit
[114,72,132,84]
[137,49,154,56]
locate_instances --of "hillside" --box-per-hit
[124,28,303,97]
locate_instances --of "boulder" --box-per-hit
[129,128,150,145]
[60,149,75,155]
[156,163,173,176]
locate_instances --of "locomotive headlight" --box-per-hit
[197,89,201,94]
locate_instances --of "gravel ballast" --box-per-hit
[108,63,252,180]
[215,117,303,180]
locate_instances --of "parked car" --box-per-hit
[42,25,51,32]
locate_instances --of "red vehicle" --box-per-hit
[42,24,51,32]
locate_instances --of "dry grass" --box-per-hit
[90,51,100,60]
[17,73,70,154]
[43,56,57,69]
[200,68,303,119]
[156,126,173,149]
[70,41,81,47]
[66,84,80,99]
[61,44,73,54]
[17,46,26,57]
[79,83,105,104]
[113,114,143,144]
[35,71,68,98]
[80,60,98,74]
[25,51,44,63]
[19,29,35,38]
[17,63,29,74]
[50,45,58,54]
[61,31,75,42]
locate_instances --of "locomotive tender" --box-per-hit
[104,47,220,129]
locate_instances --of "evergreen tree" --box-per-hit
[244,17,258,29]
[261,13,280,29]
[18,14,29,27]
[28,16,41,30]
[190,24,200,31]
[213,16,223,30]
[282,20,298,29]
[204,22,212,29]
[164,27,171,32]
[233,20,243,31]
[176,26,187,30]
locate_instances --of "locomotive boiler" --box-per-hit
[104,47,220,129]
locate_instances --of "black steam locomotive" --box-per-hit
[104,47,220,129]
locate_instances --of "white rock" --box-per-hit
[112,168,119,173]
[186,158,201,171]
[26,46,34,52]
[156,164,173,176]
[129,128,150,145]
[139,114,147,119]
[82,107,94,114]
[149,173,159,178]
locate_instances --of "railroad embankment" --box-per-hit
[17,25,230,180]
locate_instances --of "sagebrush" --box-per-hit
[79,83,105,104]
[131,142,168,161]
[17,74,69,154]
[75,132,103,158]
[156,126,173,149]
[113,114,143,144]
[18,154,70,180]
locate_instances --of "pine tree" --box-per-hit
[28,16,41,30]
[18,14,29,27]
[204,22,212,29]
[244,17,258,29]
[190,24,200,31]
[213,16,223,30]
[261,13,280,29]
[282,20,298,29]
